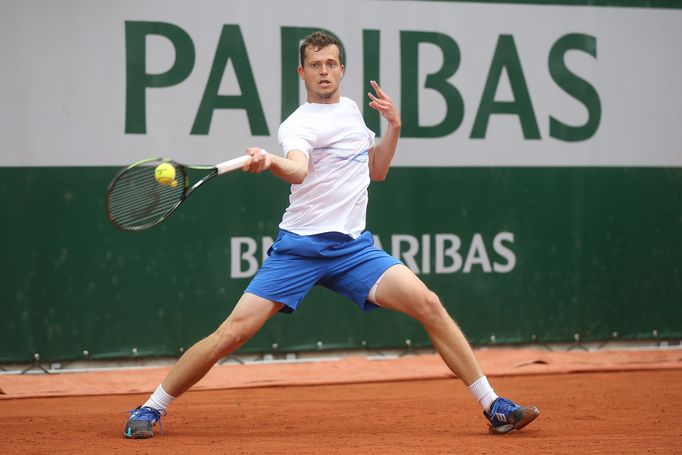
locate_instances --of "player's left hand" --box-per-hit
[368,80,401,129]
[243,147,271,173]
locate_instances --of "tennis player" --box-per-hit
[124,31,539,439]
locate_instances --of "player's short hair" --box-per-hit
[300,31,344,66]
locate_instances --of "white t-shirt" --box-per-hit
[277,97,376,238]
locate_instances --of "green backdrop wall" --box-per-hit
[1,166,680,362]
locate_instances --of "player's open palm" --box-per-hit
[368,80,401,129]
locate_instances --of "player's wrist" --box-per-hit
[387,116,402,130]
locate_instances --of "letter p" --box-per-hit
[125,21,195,134]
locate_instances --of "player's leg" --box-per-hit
[372,264,483,384]
[124,293,283,439]
[162,293,284,397]
[372,264,539,433]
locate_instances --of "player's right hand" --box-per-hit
[243,147,271,174]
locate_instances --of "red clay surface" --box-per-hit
[1,370,681,454]
[1,348,682,454]
[2,348,681,399]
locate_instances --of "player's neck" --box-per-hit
[306,93,341,104]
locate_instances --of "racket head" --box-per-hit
[104,158,188,231]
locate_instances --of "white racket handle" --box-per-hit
[215,154,250,175]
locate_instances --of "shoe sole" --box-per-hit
[124,429,154,439]
[489,406,540,434]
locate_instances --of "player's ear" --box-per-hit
[340,64,345,78]
[298,66,304,80]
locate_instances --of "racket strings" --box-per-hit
[106,163,184,230]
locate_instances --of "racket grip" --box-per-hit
[215,155,250,174]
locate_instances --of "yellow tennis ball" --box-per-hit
[155,163,175,186]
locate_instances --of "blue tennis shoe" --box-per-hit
[484,397,539,434]
[124,406,166,439]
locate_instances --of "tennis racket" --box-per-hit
[104,155,250,231]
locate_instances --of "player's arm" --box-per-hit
[242,147,309,184]
[367,80,402,182]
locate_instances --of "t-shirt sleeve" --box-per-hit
[367,128,376,149]
[347,98,376,148]
[278,117,314,158]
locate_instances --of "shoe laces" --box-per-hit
[491,398,517,416]
[126,406,167,434]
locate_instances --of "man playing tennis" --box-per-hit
[124,31,539,438]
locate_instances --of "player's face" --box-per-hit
[298,44,344,104]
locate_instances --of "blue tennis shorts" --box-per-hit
[244,229,402,313]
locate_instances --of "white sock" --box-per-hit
[468,376,499,414]
[143,384,175,412]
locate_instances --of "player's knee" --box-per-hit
[209,323,249,359]
[415,291,448,326]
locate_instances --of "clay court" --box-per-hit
[2,348,681,454]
